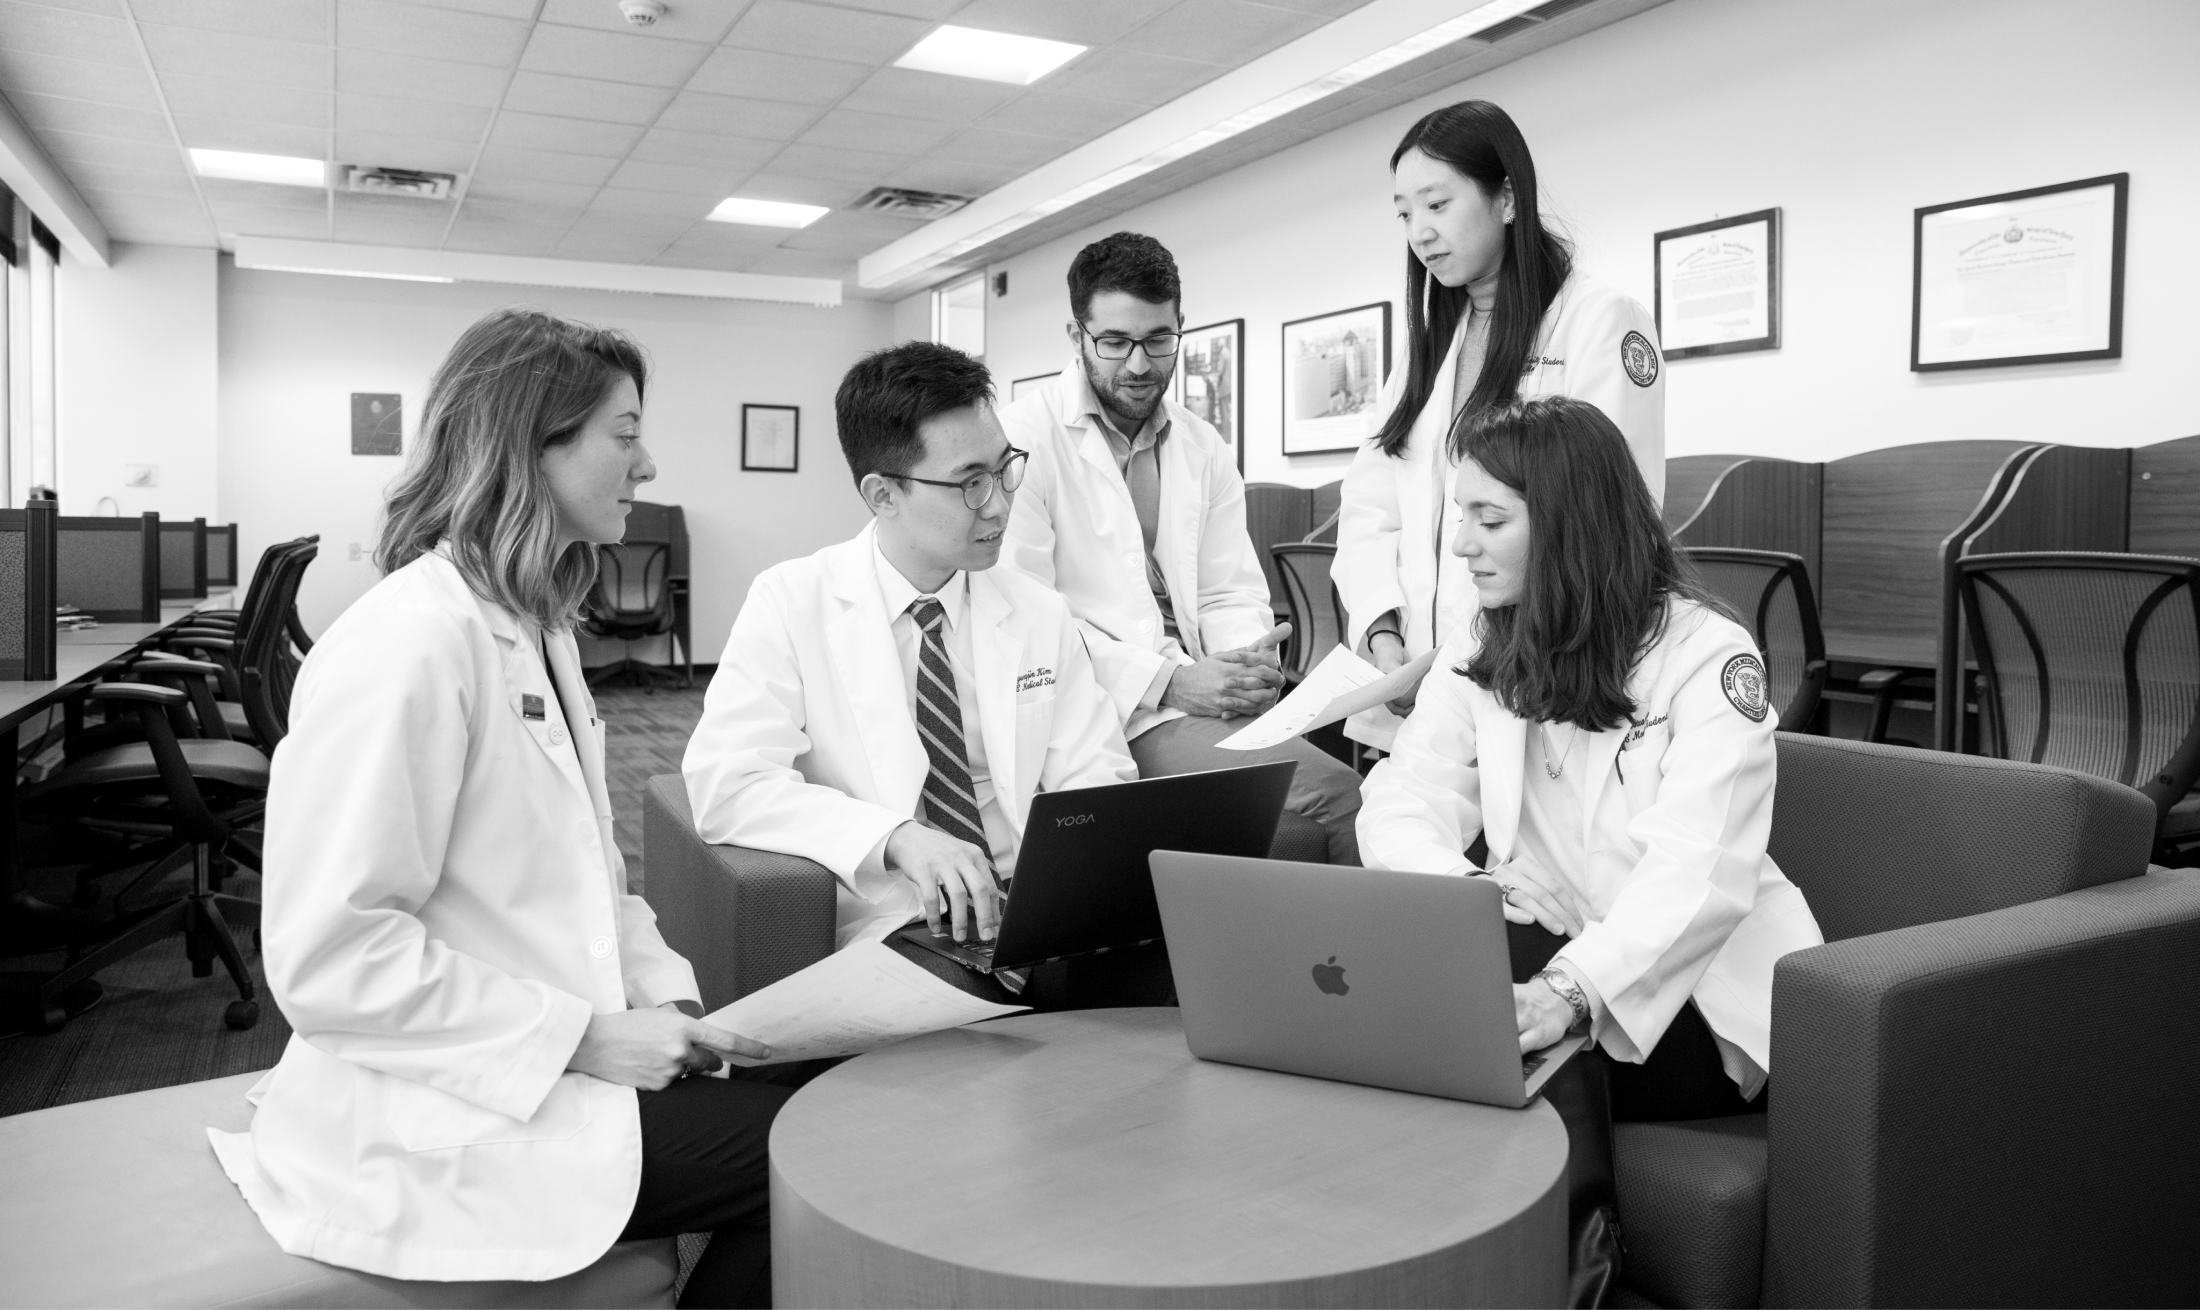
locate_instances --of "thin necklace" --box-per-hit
[1541,722,1578,779]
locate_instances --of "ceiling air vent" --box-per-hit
[342,166,461,200]
[1481,0,1599,42]
[853,187,974,220]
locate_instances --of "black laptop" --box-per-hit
[894,761,1296,974]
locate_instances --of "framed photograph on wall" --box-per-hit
[1655,208,1781,359]
[1281,302,1391,456]
[1170,318,1244,471]
[1010,372,1060,403]
[741,404,799,472]
[1912,173,2127,371]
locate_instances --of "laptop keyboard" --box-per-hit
[1521,1050,1548,1078]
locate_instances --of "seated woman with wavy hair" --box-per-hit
[1357,395,1822,1306]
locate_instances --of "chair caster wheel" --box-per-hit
[36,1003,70,1034]
[224,1000,259,1030]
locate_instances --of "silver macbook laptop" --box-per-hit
[1150,852,1588,1108]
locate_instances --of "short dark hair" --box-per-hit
[1067,232,1181,322]
[1454,396,1723,731]
[835,341,996,487]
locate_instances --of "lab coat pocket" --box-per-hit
[387,1070,595,1152]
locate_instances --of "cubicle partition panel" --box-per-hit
[0,505,58,681]
[1662,455,1750,535]
[203,524,238,589]
[158,518,207,600]
[1244,483,1314,613]
[2131,433,2200,559]
[57,513,160,623]
[1673,457,1824,590]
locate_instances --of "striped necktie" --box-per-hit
[907,597,991,856]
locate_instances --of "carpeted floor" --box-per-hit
[0,681,710,1119]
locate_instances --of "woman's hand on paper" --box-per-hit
[1367,631,1420,717]
[569,1007,771,1090]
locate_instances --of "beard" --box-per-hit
[1081,353,1170,431]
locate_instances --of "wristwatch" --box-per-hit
[1534,966,1591,1032]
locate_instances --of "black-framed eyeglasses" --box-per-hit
[1079,325,1181,361]
[898,446,1029,510]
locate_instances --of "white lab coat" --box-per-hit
[1000,365,1273,740]
[208,549,698,1282]
[683,522,1137,949]
[1336,270,1666,748]
[1357,598,1821,1078]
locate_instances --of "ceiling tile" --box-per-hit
[333,0,532,69]
[1042,46,1222,106]
[536,0,751,42]
[0,1,141,66]
[654,224,785,269]
[721,0,930,65]
[443,215,568,256]
[448,194,589,229]
[423,0,541,19]
[488,110,645,158]
[501,70,675,125]
[197,175,330,211]
[585,187,715,219]
[722,170,863,208]
[778,208,921,253]
[822,0,961,17]
[137,23,329,90]
[607,157,752,197]
[942,0,1176,47]
[740,247,851,279]
[518,23,712,86]
[173,113,326,157]
[337,48,512,107]
[62,159,196,195]
[331,192,452,244]
[0,50,163,110]
[1118,0,1325,64]
[835,67,1018,124]
[41,128,191,172]
[127,0,331,43]
[883,156,1021,196]
[653,90,819,140]
[760,141,903,185]
[684,45,868,105]
[209,203,332,239]
[156,72,330,128]
[334,130,480,173]
[930,125,1070,172]
[472,145,621,185]
[797,107,953,156]
[628,127,780,173]
[8,0,126,17]
[973,90,1138,141]
[462,177,599,207]
[336,92,491,143]
[555,230,682,263]
[7,90,171,143]
[1257,0,1377,13]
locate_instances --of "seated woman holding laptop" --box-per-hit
[1357,395,1823,1305]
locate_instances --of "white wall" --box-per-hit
[956,0,2200,486]
[58,243,219,516]
[218,265,891,652]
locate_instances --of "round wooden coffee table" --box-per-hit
[770,1008,1569,1308]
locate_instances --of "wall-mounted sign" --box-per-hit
[1912,173,2127,371]
[351,393,402,456]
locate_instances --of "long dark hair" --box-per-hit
[1456,397,1717,730]
[1374,100,1571,459]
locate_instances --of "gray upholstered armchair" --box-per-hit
[1616,734,2200,1308]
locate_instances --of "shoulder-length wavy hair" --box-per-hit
[1456,397,1719,730]
[376,308,647,631]
[1374,100,1572,460]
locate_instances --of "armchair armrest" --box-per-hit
[640,773,838,1011]
[1763,869,2200,1308]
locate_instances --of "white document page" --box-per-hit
[701,941,1026,1067]
[1217,645,1439,751]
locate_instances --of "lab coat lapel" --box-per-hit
[1479,702,1527,864]
[483,607,592,812]
[824,527,924,815]
[541,630,612,826]
[966,571,1020,830]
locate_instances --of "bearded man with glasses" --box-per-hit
[1001,232,1363,865]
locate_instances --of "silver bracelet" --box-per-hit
[1535,967,1590,1031]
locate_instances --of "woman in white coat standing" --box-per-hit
[210,309,792,1308]
[1358,396,1821,1306]
[1337,99,1665,750]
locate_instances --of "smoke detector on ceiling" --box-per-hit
[343,166,461,200]
[853,187,975,220]
[619,0,665,26]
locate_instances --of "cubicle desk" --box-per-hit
[1663,455,1748,534]
[772,1008,1568,1308]
[2131,433,2200,559]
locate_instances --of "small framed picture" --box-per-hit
[741,404,799,472]
[1171,318,1244,472]
[1655,208,1781,359]
[1010,371,1060,403]
[1912,173,2127,371]
[1281,302,1391,456]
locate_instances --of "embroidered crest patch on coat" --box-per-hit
[1621,330,1660,387]
[1721,654,1768,722]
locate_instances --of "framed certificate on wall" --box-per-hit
[1654,208,1780,359]
[741,404,799,472]
[1911,173,2127,372]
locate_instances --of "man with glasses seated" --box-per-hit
[685,342,1142,1003]
[1001,232,1362,864]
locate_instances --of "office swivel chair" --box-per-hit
[583,538,686,690]
[1956,551,2200,864]
[161,538,317,749]
[1684,548,1829,733]
[1269,543,1345,685]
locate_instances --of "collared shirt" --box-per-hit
[855,537,1018,889]
[1070,366,1185,711]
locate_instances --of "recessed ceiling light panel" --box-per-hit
[895,25,1086,86]
[708,197,830,229]
[190,149,326,188]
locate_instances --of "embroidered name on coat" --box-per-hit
[1619,713,1669,750]
[1017,668,1056,692]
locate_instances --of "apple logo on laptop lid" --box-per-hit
[1311,957,1349,996]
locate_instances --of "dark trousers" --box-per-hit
[886,935,1177,1010]
[617,1061,832,1309]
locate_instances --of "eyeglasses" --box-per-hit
[899,446,1029,510]
[1079,325,1181,361]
